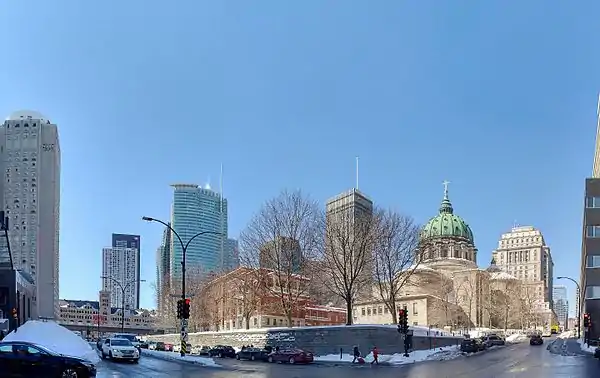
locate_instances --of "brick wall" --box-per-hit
[147,325,461,356]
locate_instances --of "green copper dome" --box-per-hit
[420,184,474,244]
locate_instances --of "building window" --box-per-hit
[587,255,600,268]
[586,286,600,299]
[361,307,365,316]
[378,306,382,315]
[412,303,418,315]
[586,226,600,238]
[586,197,600,208]
[367,308,371,316]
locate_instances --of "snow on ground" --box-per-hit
[506,334,528,343]
[576,338,597,354]
[141,349,220,367]
[3,320,100,364]
[314,345,462,365]
[557,330,576,339]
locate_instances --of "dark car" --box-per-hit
[530,335,543,346]
[483,335,505,347]
[209,345,236,358]
[461,338,486,353]
[594,347,600,359]
[155,342,166,351]
[0,341,97,377]
[236,347,270,361]
[138,341,149,349]
[267,348,314,364]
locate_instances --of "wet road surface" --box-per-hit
[96,340,600,377]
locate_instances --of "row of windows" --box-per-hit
[357,303,419,316]
[587,255,600,268]
[586,226,600,238]
[586,197,600,208]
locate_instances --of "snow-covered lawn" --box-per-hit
[141,349,220,367]
[314,345,462,366]
[2,320,100,364]
[506,334,528,343]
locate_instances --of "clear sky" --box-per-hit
[0,1,598,313]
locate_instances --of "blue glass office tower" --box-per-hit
[170,184,228,278]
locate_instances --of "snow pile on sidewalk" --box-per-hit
[141,349,220,367]
[557,330,576,339]
[314,346,462,365]
[506,334,528,343]
[576,338,597,354]
[3,320,100,364]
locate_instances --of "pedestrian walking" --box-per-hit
[352,345,360,363]
[371,346,379,365]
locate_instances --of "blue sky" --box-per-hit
[0,1,598,313]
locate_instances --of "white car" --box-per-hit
[101,337,140,362]
[112,333,142,350]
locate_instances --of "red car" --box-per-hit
[267,348,314,364]
[164,343,174,352]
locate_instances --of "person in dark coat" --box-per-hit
[352,345,360,363]
[371,346,379,365]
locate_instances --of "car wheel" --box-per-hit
[61,368,78,378]
[236,354,240,360]
[250,355,255,361]
[101,351,106,359]
[289,357,295,364]
[109,351,114,360]
[268,356,274,363]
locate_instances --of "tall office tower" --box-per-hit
[553,285,569,329]
[169,184,227,280]
[112,234,140,309]
[102,246,140,310]
[325,188,374,292]
[0,111,60,319]
[491,226,554,308]
[259,236,302,273]
[582,95,600,340]
[156,225,171,309]
[224,238,239,273]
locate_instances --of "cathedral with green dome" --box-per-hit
[418,182,478,270]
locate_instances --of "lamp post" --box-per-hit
[101,276,146,333]
[142,216,222,357]
[557,276,581,339]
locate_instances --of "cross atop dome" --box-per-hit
[443,180,450,200]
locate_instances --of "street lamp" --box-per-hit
[142,216,222,357]
[101,276,146,333]
[557,276,581,339]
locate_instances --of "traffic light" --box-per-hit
[11,308,16,319]
[584,313,591,328]
[397,308,409,333]
[176,299,183,319]
[182,298,191,319]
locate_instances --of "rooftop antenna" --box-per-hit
[355,156,359,190]
[513,219,518,229]
[597,92,600,117]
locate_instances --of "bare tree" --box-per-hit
[320,203,379,325]
[230,268,262,329]
[372,210,421,324]
[239,190,322,327]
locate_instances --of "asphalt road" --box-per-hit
[96,340,600,378]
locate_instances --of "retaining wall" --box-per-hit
[146,325,461,356]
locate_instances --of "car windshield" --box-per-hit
[114,334,138,342]
[111,339,132,346]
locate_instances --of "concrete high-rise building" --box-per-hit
[169,184,227,279]
[112,234,140,308]
[101,246,140,310]
[553,285,569,329]
[492,226,554,311]
[259,236,302,273]
[581,96,600,340]
[0,111,60,319]
[156,225,171,309]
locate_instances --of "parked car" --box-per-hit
[483,335,505,347]
[460,338,486,353]
[0,341,97,377]
[595,347,600,359]
[164,343,174,352]
[267,348,314,364]
[208,345,236,358]
[530,335,544,346]
[139,340,149,349]
[112,333,142,350]
[236,347,270,361]
[155,342,166,351]
[101,338,140,363]
[148,341,157,350]
[192,345,211,356]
